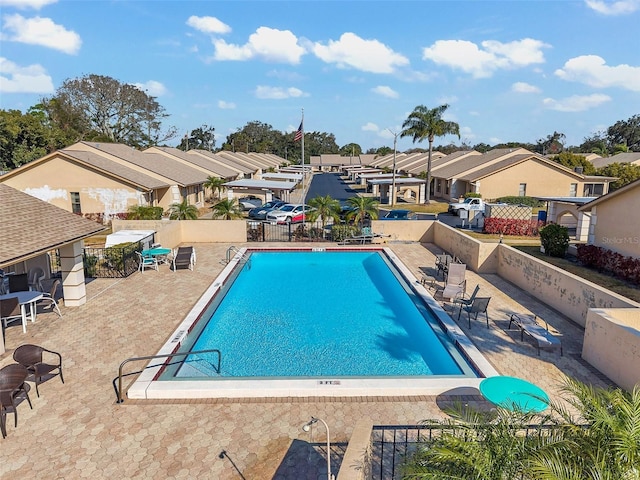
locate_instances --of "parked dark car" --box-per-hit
[248,201,287,219]
[380,209,418,220]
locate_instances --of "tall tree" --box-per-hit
[537,131,566,155]
[339,143,362,157]
[607,114,640,152]
[597,163,640,191]
[550,152,596,175]
[44,74,176,147]
[401,104,460,203]
[177,125,216,151]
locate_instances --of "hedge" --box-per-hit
[576,244,640,285]
[483,218,542,236]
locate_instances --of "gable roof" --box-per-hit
[590,152,640,169]
[73,142,208,186]
[146,146,239,179]
[0,183,105,268]
[578,177,640,211]
[61,150,169,189]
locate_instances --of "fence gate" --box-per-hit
[247,221,326,242]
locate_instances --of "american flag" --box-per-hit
[294,121,303,141]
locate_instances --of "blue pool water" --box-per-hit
[174,251,474,379]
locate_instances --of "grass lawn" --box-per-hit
[514,246,640,303]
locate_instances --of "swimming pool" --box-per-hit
[129,247,497,399]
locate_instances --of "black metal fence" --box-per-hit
[247,220,331,242]
[83,242,141,278]
[370,423,565,479]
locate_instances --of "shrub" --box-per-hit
[329,224,358,242]
[539,224,569,257]
[483,218,542,236]
[464,192,482,198]
[577,244,640,285]
[127,205,163,220]
[496,196,543,207]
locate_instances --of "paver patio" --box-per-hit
[0,242,614,479]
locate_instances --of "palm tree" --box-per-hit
[401,104,460,203]
[345,196,379,229]
[307,195,341,237]
[401,377,640,480]
[204,176,226,201]
[210,198,243,220]
[167,199,199,220]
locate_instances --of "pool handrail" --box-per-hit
[114,349,221,404]
[226,246,250,265]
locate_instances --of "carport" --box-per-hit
[223,179,299,203]
[367,177,427,205]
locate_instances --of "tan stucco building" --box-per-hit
[578,178,640,259]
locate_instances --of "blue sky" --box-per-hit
[1,0,639,152]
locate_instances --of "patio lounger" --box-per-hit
[173,246,195,271]
[509,313,563,356]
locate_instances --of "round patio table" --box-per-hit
[141,248,171,257]
[480,376,549,413]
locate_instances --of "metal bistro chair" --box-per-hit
[462,296,492,328]
[453,284,481,320]
[37,279,63,318]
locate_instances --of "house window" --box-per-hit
[583,183,604,196]
[70,192,81,214]
[569,183,577,197]
[518,183,527,196]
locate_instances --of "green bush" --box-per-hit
[496,196,543,207]
[539,224,569,257]
[103,242,141,270]
[330,224,358,242]
[464,192,482,198]
[83,253,98,277]
[127,205,163,220]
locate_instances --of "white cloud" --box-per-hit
[213,26,305,64]
[371,85,398,98]
[362,122,379,132]
[542,93,611,112]
[512,81,541,93]
[0,57,54,93]
[460,126,476,141]
[186,15,231,35]
[254,85,307,99]
[0,0,57,9]
[218,100,236,109]
[555,55,640,91]
[1,14,81,54]
[422,38,549,78]
[584,0,640,15]
[313,32,409,74]
[132,80,167,96]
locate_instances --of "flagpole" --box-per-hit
[300,108,306,207]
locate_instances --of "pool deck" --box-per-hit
[0,242,614,479]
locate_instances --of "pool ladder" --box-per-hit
[226,246,250,266]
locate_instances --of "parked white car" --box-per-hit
[266,204,310,224]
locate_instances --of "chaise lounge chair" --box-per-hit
[508,313,563,356]
[172,246,196,271]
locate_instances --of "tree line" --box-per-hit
[1,74,638,184]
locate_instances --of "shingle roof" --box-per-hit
[148,147,239,179]
[61,150,169,189]
[590,152,640,169]
[0,183,105,267]
[432,148,531,179]
[75,142,208,186]
[194,151,255,174]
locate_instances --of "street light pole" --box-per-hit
[387,129,398,206]
[303,417,333,480]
